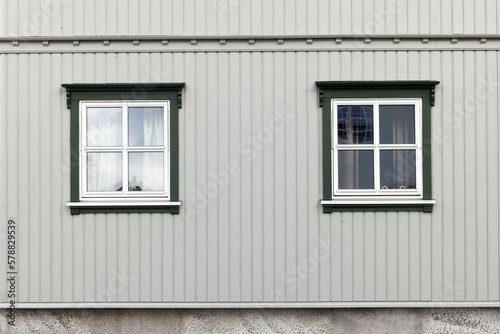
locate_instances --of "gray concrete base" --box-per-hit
[2,308,500,333]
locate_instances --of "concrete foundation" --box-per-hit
[2,308,500,333]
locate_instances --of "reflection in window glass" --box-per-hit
[338,105,374,144]
[128,107,164,146]
[87,108,123,146]
[380,150,416,189]
[87,153,123,191]
[338,150,374,189]
[379,105,415,144]
[129,152,164,191]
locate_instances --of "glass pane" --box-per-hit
[379,105,415,144]
[338,150,374,189]
[129,107,164,146]
[380,150,416,189]
[87,153,123,191]
[87,108,123,146]
[129,152,164,191]
[337,105,374,144]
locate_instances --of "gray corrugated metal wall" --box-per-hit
[3,0,500,37]
[1,49,500,305]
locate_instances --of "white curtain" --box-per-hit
[87,107,123,191]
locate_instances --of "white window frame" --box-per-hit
[79,100,170,202]
[332,98,423,199]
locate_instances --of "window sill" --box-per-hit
[66,201,182,215]
[320,199,435,213]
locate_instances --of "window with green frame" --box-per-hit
[315,81,439,213]
[62,83,184,215]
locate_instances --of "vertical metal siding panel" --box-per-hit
[95,214,107,302]
[217,0,230,35]
[228,53,241,302]
[193,52,207,302]
[283,0,296,34]
[485,0,498,33]
[352,212,364,301]
[274,0,285,35]
[239,1,251,35]
[106,0,118,35]
[83,0,95,35]
[72,0,84,35]
[295,0,307,35]
[341,213,353,301]
[385,0,397,35]
[183,0,195,35]
[140,0,151,35]
[262,52,275,301]
[330,0,341,34]
[172,53,185,302]
[419,52,432,301]
[183,53,197,303]
[295,52,308,301]
[440,50,455,302]
[206,52,219,302]
[318,52,331,302]
[5,0,18,36]
[273,52,286,302]
[128,0,140,35]
[116,0,129,35]
[284,51,297,302]
[364,213,376,302]
[94,0,106,36]
[340,0,352,34]
[194,0,206,35]
[262,0,273,35]
[217,52,230,302]
[161,0,173,35]
[463,0,473,34]
[441,0,452,34]
[429,0,441,34]
[475,51,489,301]
[419,0,430,34]
[475,0,486,34]
[375,213,387,301]
[306,0,318,34]
[361,0,374,34]
[40,53,52,302]
[83,214,96,302]
[229,1,242,36]
[430,51,443,301]
[60,54,73,303]
[397,213,409,301]
[128,214,140,301]
[205,0,217,35]
[409,213,421,301]
[239,52,253,302]
[372,0,385,35]
[486,52,499,301]
[351,0,363,34]
[331,213,343,301]
[307,52,321,302]
[140,214,152,302]
[464,51,477,301]
[396,0,408,34]
[105,213,118,302]
[316,0,334,35]
[28,54,41,302]
[250,52,264,301]
[386,212,398,301]
[149,0,161,35]
[407,0,419,34]
[51,54,63,302]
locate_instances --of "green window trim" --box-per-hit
[62,83,185,215]
[315,81,439,213]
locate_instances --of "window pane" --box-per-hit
[338,150,374,189]
[129,107,164,146]
[129,152,164,191]
[337,105,374,144]
[380,150,416,189]
[87,108,123,146]
[379,105,415,144]
[87,153,123,191]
